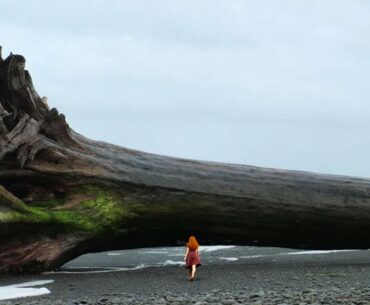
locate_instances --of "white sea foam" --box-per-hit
[199,246,235,252]
[144,251,169,254]
[107,252,122,256]
[160,260,185,266]
[238,250,358,259]
[281,250,357,256]
[47,264,147,274]
[219,257,239,261]
[240,255,267,259]
[0,280,54,300]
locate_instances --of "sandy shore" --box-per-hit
[1,246,370,304]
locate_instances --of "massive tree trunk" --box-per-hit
[1,48,370,273]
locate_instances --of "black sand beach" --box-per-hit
[1,246,370,305]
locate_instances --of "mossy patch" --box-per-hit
[0,185,135,234]
[28,198,64,209]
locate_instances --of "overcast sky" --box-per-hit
[1,0,370,177]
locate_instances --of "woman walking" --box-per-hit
[184,235,201,281]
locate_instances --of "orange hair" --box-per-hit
[187,235,199,250]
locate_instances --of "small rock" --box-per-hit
[250,291,265,298]
[222,300,236,305]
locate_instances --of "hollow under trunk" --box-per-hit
[1,48,370,273]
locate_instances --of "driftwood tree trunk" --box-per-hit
[1,49,370,273]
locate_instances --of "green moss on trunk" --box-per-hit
[0,185,134,234]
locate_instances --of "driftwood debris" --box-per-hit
[1,50,370,273]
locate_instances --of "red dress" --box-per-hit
[185,249,201,269]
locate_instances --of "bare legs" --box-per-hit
[190,265,196,280]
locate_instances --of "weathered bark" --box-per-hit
[1,49,370,273]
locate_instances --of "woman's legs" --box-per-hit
[191,264,196,279]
